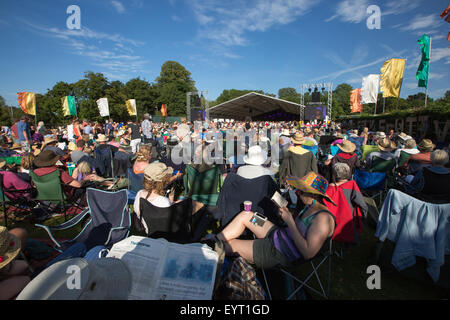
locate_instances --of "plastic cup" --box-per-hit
[244,201,252,212]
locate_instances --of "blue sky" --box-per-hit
[0,0,449,108]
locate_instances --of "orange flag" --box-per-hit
[350,89,363,113]
[160,104,167,117]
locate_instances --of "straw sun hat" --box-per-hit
[243,145,267,166]
[0,226,21,270]
[285,172,336,206]
[418,139,435,152]
[337,140,356,153]
[377,138,392,151]
[291,133,305,145]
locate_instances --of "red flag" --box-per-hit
[440,5,450,19]
[160,104,167,117]
[350,89,363,113]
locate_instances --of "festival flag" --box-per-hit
[126,99,137,116]
[361,74,380,104]
[416,34,431,89]
[380,59,406,98]
[17,92,36,115]
[350,89,363,113]
[62,96,77,116]
[160,104,167,117]
[96,98,110,117]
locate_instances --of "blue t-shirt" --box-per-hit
[17,121,31,142]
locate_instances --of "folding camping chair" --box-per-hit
[353,169,386,206]
[0,173,36,227]
[260,237,335,300]
[127,167,144,205]
[135,197,195,243]
[30,170,85,221]
[35,188,131,253]
[183,165,223,207]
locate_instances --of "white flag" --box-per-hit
[96,98,110,117]
[361,74,380,104]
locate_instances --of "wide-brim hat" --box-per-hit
[16,257,132,300]
[68,142,77,151]
[96,134,108,142]
[291,133,305,145]
[34,150,60,168]
[285,173,336,206]
[243,145,267,166]
[144,162,173,182]
[11,143,22,150]
[418,139,435,152]
[0,226,21,270]
[337,140,356,153]
[377,138,392,151]
[281,129,291,137]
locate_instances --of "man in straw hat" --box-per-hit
[211,172,335,269]
[406,139,436,174]
[0,226,30,300]
[280,132,318,181]
[365,137,395,168]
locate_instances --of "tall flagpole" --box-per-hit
[34,94,37,128]
[425,36,431,108]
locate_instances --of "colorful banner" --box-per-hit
[350,88,363,113]
[361,74,380,104]
[160,104,167,117]
[17,92,36,116]
[126,99,137,116]
[380,59,406,98]
[62,96,77,116]
[416,34,431,89]
[96,98,110,117]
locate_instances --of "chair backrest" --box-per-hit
[217,173,281,227]
[76,188,130,250]
[397,151,412,168]
[184,165,223,206]
[353,169,386,191]
[302,145,318,158]
[0,173,10,202]
[420,167,450,202]
[139,197,193,243]
[127,168,144,193]
[30,169,65,204]
[94,146,114,178]
[361,145,379,162]
[369,156,396,173]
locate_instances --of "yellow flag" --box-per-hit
[380,59,406,98]
[126,99,137,116]
[17,92,36,116]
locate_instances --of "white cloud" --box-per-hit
[326,0,369,23]
[383,0,422,16]
[21,20,147,79]
[111,1,125,14]
[400,14,441,32]
[431,47,450,64]
[190,0,320,46]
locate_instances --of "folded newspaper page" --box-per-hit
[107,236,219,300]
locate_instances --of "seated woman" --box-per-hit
[71,161,107,185]
[213,172,336,269]
[330,140,360,182]
[132,145,152,175]
[0,227,30,300]
[133,162,175,235]
[0,159,32,201]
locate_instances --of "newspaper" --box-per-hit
[106,236,218,300]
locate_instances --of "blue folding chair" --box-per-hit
[36,188,131,252]
[302,145,319,158]
[353,169,386,205]
[348,137,364,158]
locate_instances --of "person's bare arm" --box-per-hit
[68,179,82,188]
[279,207,331,260]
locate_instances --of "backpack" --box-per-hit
[214,256,266,300]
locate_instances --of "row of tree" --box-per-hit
[1,60,449,126]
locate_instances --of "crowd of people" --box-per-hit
[0,114,449,300]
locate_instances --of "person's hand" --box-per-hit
[279,206,293,223]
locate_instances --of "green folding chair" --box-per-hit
[397,151,412,168]
[30,170,83,221]
[183,165,223,206]
[361,145,379,163]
